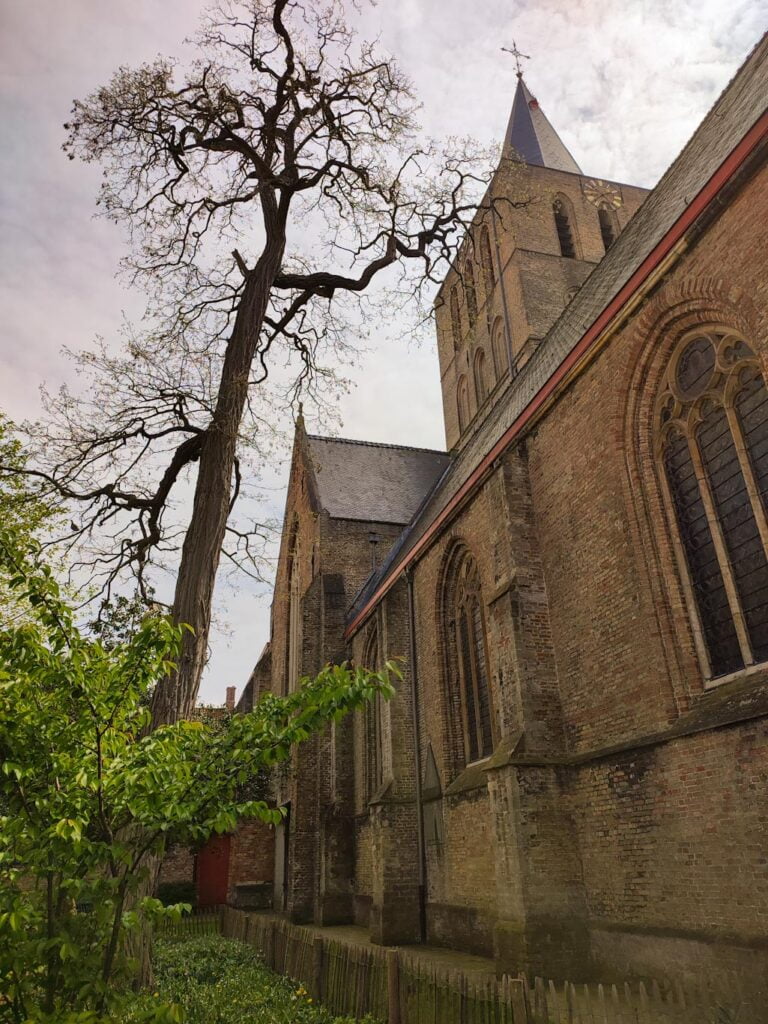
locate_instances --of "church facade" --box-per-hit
[239,39,768,991]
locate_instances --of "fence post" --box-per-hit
[312,935,324,1002]
[387,949,401,1024]
[510,976,531,1023]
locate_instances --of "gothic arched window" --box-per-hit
[474,348,488,405]
[363,625,383,797]
[479,226,495,299]
[286,524,301,693]
[450,286,462,348]
[465,261,478,326]
[491,317,508,378]
[553,195,577,259]
[457,375,470,434]
[442,547,495,765]
[656,329,768,679]
[598,203,619,252]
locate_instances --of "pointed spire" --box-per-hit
[503,75,582,174]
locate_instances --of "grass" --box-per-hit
[121,935,379,1024]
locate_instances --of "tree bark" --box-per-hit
[152,229,286,726]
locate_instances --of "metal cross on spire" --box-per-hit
[501,41,530,78]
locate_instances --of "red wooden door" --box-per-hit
[195,834,231,908]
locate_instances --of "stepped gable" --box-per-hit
[305,434,452,526]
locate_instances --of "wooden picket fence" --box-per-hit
[218,907,758,1024]
[155,908,222,939]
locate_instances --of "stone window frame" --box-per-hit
[439,543,497,769]
[654,325,768,686]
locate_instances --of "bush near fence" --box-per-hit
[210,907,753,1024]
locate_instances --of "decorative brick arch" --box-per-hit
[618,277,765,712]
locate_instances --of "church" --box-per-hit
[237,37,768,991]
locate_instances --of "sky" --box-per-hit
[1,0,765,703]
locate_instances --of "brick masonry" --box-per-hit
[244,69,768,997]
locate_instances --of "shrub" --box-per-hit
[121,937,380,1024]
[156,883,196,909]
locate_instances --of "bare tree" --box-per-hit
[12,0,500,723]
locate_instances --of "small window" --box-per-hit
[598,204,618,251]
[553,198,576,259]
[657,330,768,679]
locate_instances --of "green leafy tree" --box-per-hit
[0,525,395,1023]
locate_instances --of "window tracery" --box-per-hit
[656,328,768,679]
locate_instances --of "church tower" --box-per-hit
[435,70,649,451]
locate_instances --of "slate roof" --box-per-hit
[348,34,768,632]
[305,435,452,525]
[504,76,582,173]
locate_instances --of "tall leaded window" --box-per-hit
[442,548,495,764]
[657,329,768,679]
[363,625,383,797]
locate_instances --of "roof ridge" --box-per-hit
[306,433,448,456]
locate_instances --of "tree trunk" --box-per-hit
[152,231,286,727]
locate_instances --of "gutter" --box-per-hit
[345,108,768,642]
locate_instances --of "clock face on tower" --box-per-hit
[582,178,623,209]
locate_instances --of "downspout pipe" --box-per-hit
[406,567,427,943]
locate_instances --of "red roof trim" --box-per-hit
[345,109,768,641]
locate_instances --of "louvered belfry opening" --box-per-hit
[598,204,618,251]
[657,330,768,678]
[553,198,576,258]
